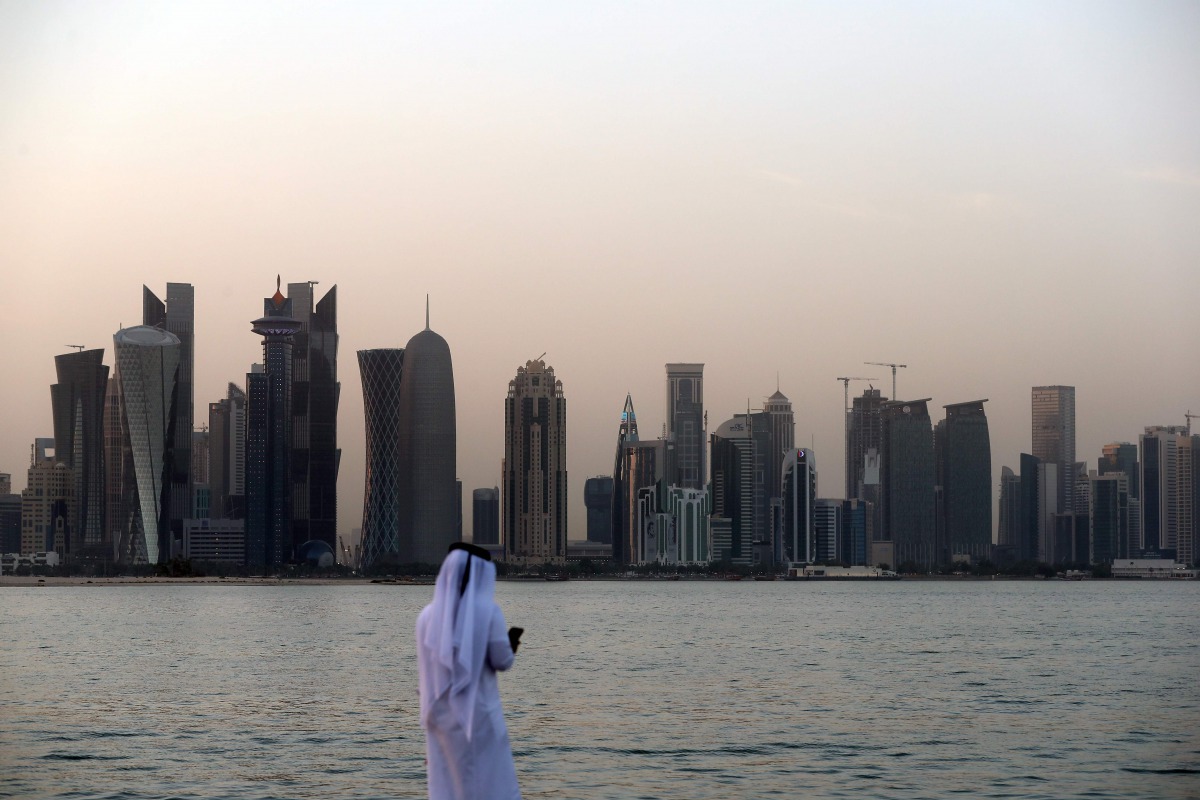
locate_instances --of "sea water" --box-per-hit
[1,580,1197,799]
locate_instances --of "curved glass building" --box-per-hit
[113,325,181,564]
[396,324,457,565]
[357,348,404,569]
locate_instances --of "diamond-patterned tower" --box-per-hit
[358,348,404,569]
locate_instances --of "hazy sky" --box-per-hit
[2,1,1198,543]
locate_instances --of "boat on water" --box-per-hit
[753,575,777,581]
[543,574,570,582]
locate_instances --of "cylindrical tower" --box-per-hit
[112,325,182,564]
[396,325,457,565]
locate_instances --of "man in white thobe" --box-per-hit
[416,543,521,800]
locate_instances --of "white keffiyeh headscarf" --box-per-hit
[418,547,498,741]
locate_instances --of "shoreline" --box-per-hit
[2,574,1179,587]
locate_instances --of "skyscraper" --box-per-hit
[503,358,567,565]
[1139,426,1194,563]
[936,400,992,563]
[880,399,936,570]
[143,283,193,555]
[472,487,500,546]
[357,348,404,568]
[1099,442,1139,501]
[285,282,339,554]
[610,393,642,564]
[764,389,794,497]
[21,440,72,556]
[50,348,109,557]
[709,416,757,565]
[1018,453,1042,562]
[247,281,301,569]
[583,476,614,544]
[207,383,246,519]
[997,466,1021,551]
[112,325,182,564]
[1089,472,1131,565]
[781,448,816,564]
[396,314,458,565]
[666,363,704,489]
[847,387,887,546]
[103,376,126,556]
[1032,385,1076,519]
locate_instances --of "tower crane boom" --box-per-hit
[865,361,907,399]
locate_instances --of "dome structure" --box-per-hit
[296,539,335,567]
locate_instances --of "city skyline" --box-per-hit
[2,3,1198,544]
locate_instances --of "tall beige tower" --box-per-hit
[1032,385,1076,514]
[503,358,567,565]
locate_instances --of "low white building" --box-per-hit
[1110,559,1197,579]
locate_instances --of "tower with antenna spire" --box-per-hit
[394,296,458,564]
[246,279,301,568]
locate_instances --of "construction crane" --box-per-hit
[865,361,907,399]
[66,344,85,352]
[1187,410,1198,436]
[836,376,879,415]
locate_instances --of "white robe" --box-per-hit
[417,599,520,800]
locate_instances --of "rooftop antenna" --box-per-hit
[65,345,85,352]
[425,294,430,330]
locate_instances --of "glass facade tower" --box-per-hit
[880,399,936,570]
[357,348,404,568]
[143,284,193,557]
[937,400,992,563]
[50,348,110,557]
[113,325,181,564]
[1032,385,1076,521]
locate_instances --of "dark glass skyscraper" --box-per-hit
[143,283,193,556]
[50,348,109,557]
[1018,453,1041,562]
[207,383,246,519]
[880,399,936,570]
[709,416,757,566]
[764,388,794,503]
[781,447,816,564]
[397,318,457,565]
[472,487,500,546]
[247,281,301,569]
[285,282,339,555]
[936,400,992,564]
[1089,473,1131,564]
[357,348,404,568]
[583,476,614,544]
[666,364,704,489]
